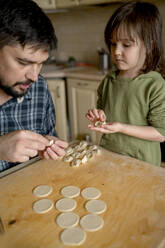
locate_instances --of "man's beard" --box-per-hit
[0,80,33,98]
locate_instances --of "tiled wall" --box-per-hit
[48,0,165,67]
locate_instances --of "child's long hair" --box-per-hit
[104,1,165,77]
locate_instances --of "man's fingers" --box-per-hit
[42,150,51,159]
[49,144,66,157]
[46,147,59,160]
[17,155,31,163]
[23,130,50,147]
[24,148,38,158]
[24,139,47,151]
[54,139,68,149]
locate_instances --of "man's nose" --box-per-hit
[25,65,40,82]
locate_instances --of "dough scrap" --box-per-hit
[71,159,81,167]
[81,155,88,164]
[85,199,107,214]
[33,185,53,197]
[74,145,81,152]
[56,212,79,228]
[49,139,54,146]
[81,187,101,199]
[79,141,88,149]
[63,155,73,162]
[60,227,86,246]
[81,149,87,156]
[94,121,106,127]
[56,198,77,212]
[33,199,54,214]
[73,152,82,159]
[62,140,101,167]
[86,151,93,159]
[80,214,104,232]
[88,145,98,151]
[61,186,80,198]
[65,147,74,155]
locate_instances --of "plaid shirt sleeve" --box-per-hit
[0,74,58,172]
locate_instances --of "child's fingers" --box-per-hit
[86,113,95,121]
[92,108,100,119]
[86,109,98,121]
[88,109,96,119]
[98,109,106,121]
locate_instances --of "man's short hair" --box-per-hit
[0,0,57,53]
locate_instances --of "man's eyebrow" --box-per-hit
[16,57,46,64]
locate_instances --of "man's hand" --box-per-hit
[40,135,68,160]
[0,130,50,163]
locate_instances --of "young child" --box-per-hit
[86,1,165,166]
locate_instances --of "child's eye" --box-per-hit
[123,43,131,47]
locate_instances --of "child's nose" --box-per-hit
[115,44,122,56]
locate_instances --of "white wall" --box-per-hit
[48,0,165,67]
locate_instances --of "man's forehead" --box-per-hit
[8,44,49,62]
[23,44,49,56]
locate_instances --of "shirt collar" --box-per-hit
[23,86,32,100]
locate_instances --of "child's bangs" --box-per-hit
[112,23,137,42]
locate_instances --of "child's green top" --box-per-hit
[97,70,165,166]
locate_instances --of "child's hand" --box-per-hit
[88,122,122,134]
[86,108,106,123]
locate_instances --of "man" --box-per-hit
[0,0,68,172]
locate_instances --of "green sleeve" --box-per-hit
[148,77,165,136]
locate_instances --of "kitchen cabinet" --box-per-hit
[34,0,124,9]
[67,77,101,144]
[33,0,55,9]
[78,0,123,6]
[47,79,68,141]
[55,0,79,8]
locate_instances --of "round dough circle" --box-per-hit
[56,198,77,212]
[81,187,101,199]
[33,199,54,214]
[33,185,53,197]
[80,214,104,232]
[61,186,80,198]
[85,199,107,214]
[60,227,86,246]
[56,212,79,228]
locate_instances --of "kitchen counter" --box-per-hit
[0,147,165,248]
[41,64,106,81]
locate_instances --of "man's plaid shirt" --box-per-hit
[0,75,57,172]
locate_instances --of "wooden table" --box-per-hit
[0,148,165,248]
